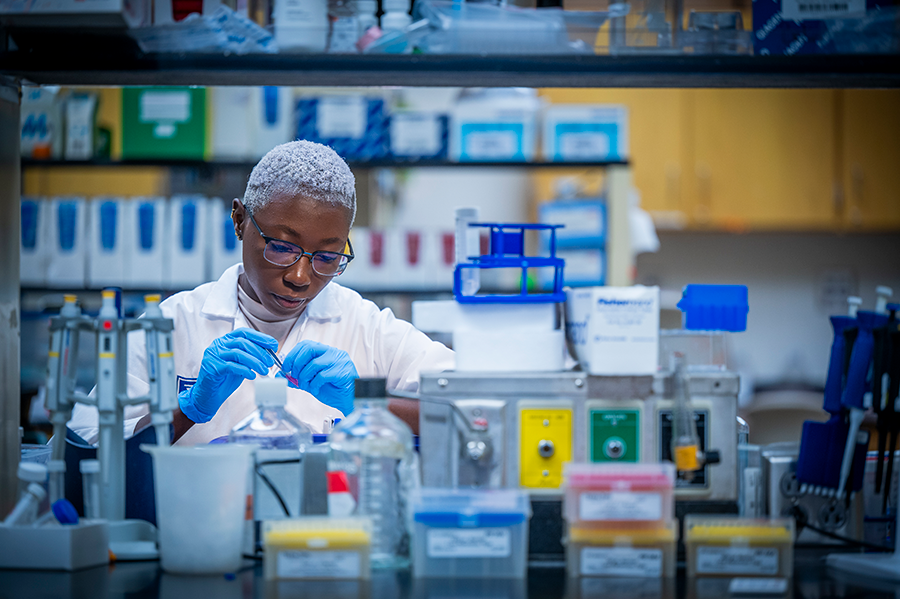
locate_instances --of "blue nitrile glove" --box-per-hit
[178,328,277,424]
[281,340,358,417]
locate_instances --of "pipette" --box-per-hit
[266,347,300,387]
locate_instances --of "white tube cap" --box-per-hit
[26,483,47,502]
[79,459,100,474]
[18,462,48,482]
[47,460,66,473]
[256,377,287,408]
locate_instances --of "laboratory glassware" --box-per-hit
[328,378,417,569]
[229,377,313,450]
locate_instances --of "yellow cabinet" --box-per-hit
[686,90,840,231]
[537,89,689,219]
[841,90,900,231]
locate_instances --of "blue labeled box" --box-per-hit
[753,0,899,55]
[296,96,388,161]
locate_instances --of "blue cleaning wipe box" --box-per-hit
[678,285,749,332]
[542,105,628,162]
[296,96,388,161]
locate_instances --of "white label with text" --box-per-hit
[579,492,662,521]
[427,528,511,558]
[581,547,663,577]
[695,546,779,575]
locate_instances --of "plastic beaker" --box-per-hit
[142,444,255,574]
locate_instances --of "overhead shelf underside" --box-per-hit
[2,47,899,88]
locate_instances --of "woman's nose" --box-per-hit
[284,255,313,287]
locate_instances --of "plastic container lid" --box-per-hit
[26,483,47,501]
[412,488,531,527]
[256,377,287,407]
[52,499,80,525]
[79,459,100,474]
[677,284,749,332]
[564,462,675,490]
[685,516,793,542]
[264,517,372,549]
[18,462,48,482]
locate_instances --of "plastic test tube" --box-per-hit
[17,462,48,521]
[3,483,47,526]
[47,460,66,504]
[80,459,101,519]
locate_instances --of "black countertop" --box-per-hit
[0,548,896,599]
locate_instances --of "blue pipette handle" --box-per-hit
[824,316,856,415]
[841,311,888,411]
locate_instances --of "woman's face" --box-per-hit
[233,193,352,319]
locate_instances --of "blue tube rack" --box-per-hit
[453,222,566,304]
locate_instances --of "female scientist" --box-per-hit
[69,141,455,445]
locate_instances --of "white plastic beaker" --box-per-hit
[142,444,254,574]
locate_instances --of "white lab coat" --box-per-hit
[69,264,455,445]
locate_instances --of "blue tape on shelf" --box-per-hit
[57,202,77,252]
[224,216,236,251]
[138,203,155,251]
[181,202,196,252]
[677,284,749,332]
[21,200,38,250]
[100,201,117,251]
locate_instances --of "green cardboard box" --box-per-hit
[122,87,206,160]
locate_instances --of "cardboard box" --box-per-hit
[566,286,660,375]
[165,195,210,289]
[296,95,388,161]
[539,199,607,247]
[0,0,149,27]
[126,197,167,289]
[542,105,628,162]
[46,197,87,288]
[450,92,540,162]
[20,197,49,287]
[209,197,243,280]
[389,112,449,160]
[87,197,128,288]
[122,87,206,160]
[753,0,899,55]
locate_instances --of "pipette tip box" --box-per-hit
[563,463,675,529]
[263,517,372,580]
[565,521,678,578]
[411,488,531,578]
[684,516,794,578]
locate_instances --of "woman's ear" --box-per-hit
[232,199,246,241]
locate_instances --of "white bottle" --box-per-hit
[274,0,329,52]
[381,0,411,32]
[356,0,378,35]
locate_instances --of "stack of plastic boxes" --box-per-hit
[411,489,531,578]
[563,463,677,578]
[684,516,794,578]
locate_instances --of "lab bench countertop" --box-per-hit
[0,548,895,599]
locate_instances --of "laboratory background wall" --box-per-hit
[16,84,900,447]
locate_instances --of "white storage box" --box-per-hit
[165,195,209,289]
[20,197,49,287]
[46,197,87,288]
[0,521,109,571]
[543,105,628,162]
[566,286,660,375]
[412,488,531,578]
[126,197,167,289]
[87,197,128,288]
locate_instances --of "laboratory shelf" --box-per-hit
[21,158,630,169]
[2,46,899,88]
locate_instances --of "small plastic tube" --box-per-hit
[47,460,66,504]
[3,483,47,526]
[17,462,48,522]
[80,459,101,520]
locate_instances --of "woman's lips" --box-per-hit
[273,294,306,309]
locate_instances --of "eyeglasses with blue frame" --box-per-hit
[245,207,354,277]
